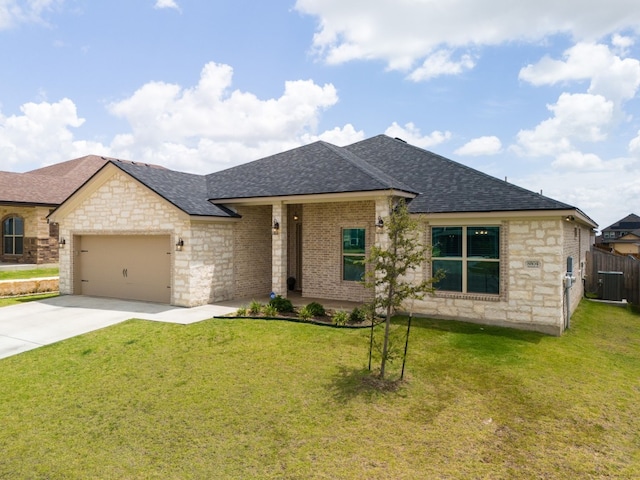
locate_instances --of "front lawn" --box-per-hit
[0,300,638,479]
[0,293,59,307]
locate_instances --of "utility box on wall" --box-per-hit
[598,271,624,301]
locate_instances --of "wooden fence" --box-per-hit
[585,249,640,305]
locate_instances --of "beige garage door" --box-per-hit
[77,235,171,303]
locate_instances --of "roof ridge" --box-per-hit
[374,134,576,208]
[318,141,417,194]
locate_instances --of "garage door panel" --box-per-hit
[78,235,171,303]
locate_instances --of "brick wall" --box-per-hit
[302,201,375,303]
[233,205,272,299]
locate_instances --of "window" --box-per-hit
[343,228,365,281]
[432,226,500,294]
[3,216,24,255]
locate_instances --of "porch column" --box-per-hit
[375,196,391,250]
[272,202,288,297]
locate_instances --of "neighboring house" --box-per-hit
[49,135,597,335]
[596,213,640,257]
[0,156,112,264]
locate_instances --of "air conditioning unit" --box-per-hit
[597,271,624,301]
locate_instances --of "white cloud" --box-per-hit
[517,158,640,231]
[519,41,640,105]
[0,62,359,174]
[102,61,367,173]
[0,0,63,29]
[106,62,341,171]
[629,130,640,158]
[0,98,109,171]
[295,0,640,79]
[408,50,475,82]
[302,124,365,146]
[514,93,613,158]
[455,136,502,156]
[551,151,604,170]
[612,33,634,55]
[384,122,451,149]
[153,0,180,12]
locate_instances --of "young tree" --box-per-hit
[364,198,438,379]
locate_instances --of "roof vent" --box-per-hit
[394,137,407,143]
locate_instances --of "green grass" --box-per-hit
[0,292,59,307]
[0,267,59,281]
[0,300,638,479]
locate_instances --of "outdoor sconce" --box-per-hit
[272,219,280,235]
[58,238,66,248]
[175,238,184,251]
[565,215,575,222]
[293,212,299,221]
[375,216,384,231]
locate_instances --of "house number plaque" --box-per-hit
[525,260,541,268]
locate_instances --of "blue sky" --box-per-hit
[1,0,640,231]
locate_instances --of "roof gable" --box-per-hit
[111,161,238,217]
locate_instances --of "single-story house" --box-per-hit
[49,135,597,335]
[0,156,111,264]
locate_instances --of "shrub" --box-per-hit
[236,306,247,316]
[304,302,326,317]
[268,295,294,313]
[332,310,348,326]
[349,306,367,324]
[299,305,312,320]
[262,304,278,317]
[249,300,263,315]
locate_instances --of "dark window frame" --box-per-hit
[432,225,500,295]
[342,227,366,282]
[3,216,24,256]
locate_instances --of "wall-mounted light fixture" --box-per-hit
[272,219,280,235]
[375,216,384,231]
[175,238,184,251]
[565,215,575,222]
[293,212,299,221]
[58,238,66,248]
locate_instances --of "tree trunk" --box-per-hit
[379,288,394,378]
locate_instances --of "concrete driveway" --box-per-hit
[0,295,237,360]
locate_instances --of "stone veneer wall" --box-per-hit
[183,221,235,306]
[302,200,375,303]
[57,171,191,305]
[1,206,58,264]
[233,205,272,299]
[411,218,568,335]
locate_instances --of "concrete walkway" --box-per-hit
[0,295,237,360]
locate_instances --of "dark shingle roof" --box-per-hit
[205,141,417,200]
[603,213,640,231]
[111,160,239,217]
[344,135,574,214]
[103,134,587,220]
